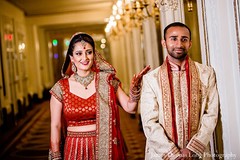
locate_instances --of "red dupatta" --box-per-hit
[93,52,126,160]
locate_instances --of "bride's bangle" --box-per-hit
[129,87,141,102]
[49,149,62,160]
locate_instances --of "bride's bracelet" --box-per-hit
[129,87,141,102]
[49,149,62,160]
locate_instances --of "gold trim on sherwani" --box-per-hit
[160,57,201,149]
[140,56,219,160]
[162,146,180,160]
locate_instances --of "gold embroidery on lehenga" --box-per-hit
[94,52,119,159]
[97,72,111,160]
[50,81,63,102]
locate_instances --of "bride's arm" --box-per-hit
[116,65,151,113]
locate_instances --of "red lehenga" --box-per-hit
[50,52,126,160]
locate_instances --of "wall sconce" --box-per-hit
[187,0,193,12]
[156,0,178,11]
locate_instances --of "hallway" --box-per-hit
[0,100,146,160]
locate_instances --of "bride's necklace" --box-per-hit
[73,71,94,89]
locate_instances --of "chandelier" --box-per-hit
[105,0,161,35]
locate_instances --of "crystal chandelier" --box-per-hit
[156,0,178,11]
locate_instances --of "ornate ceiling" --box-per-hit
[6,0,114,35]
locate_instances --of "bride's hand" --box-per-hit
[129,65,151,102]
[131,65,151,89]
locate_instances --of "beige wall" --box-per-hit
[0,1,26,113]
[197,0,240,157]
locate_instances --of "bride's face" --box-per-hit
[70,41,94,75]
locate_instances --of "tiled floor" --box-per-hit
[0,101,146,160]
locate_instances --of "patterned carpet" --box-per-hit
[0,101,146,160]
[120,109,146,160]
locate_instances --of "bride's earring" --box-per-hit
[72,62,77,73]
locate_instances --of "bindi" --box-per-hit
[80,40,86,49]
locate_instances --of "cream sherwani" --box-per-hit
[140,58,219,160]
